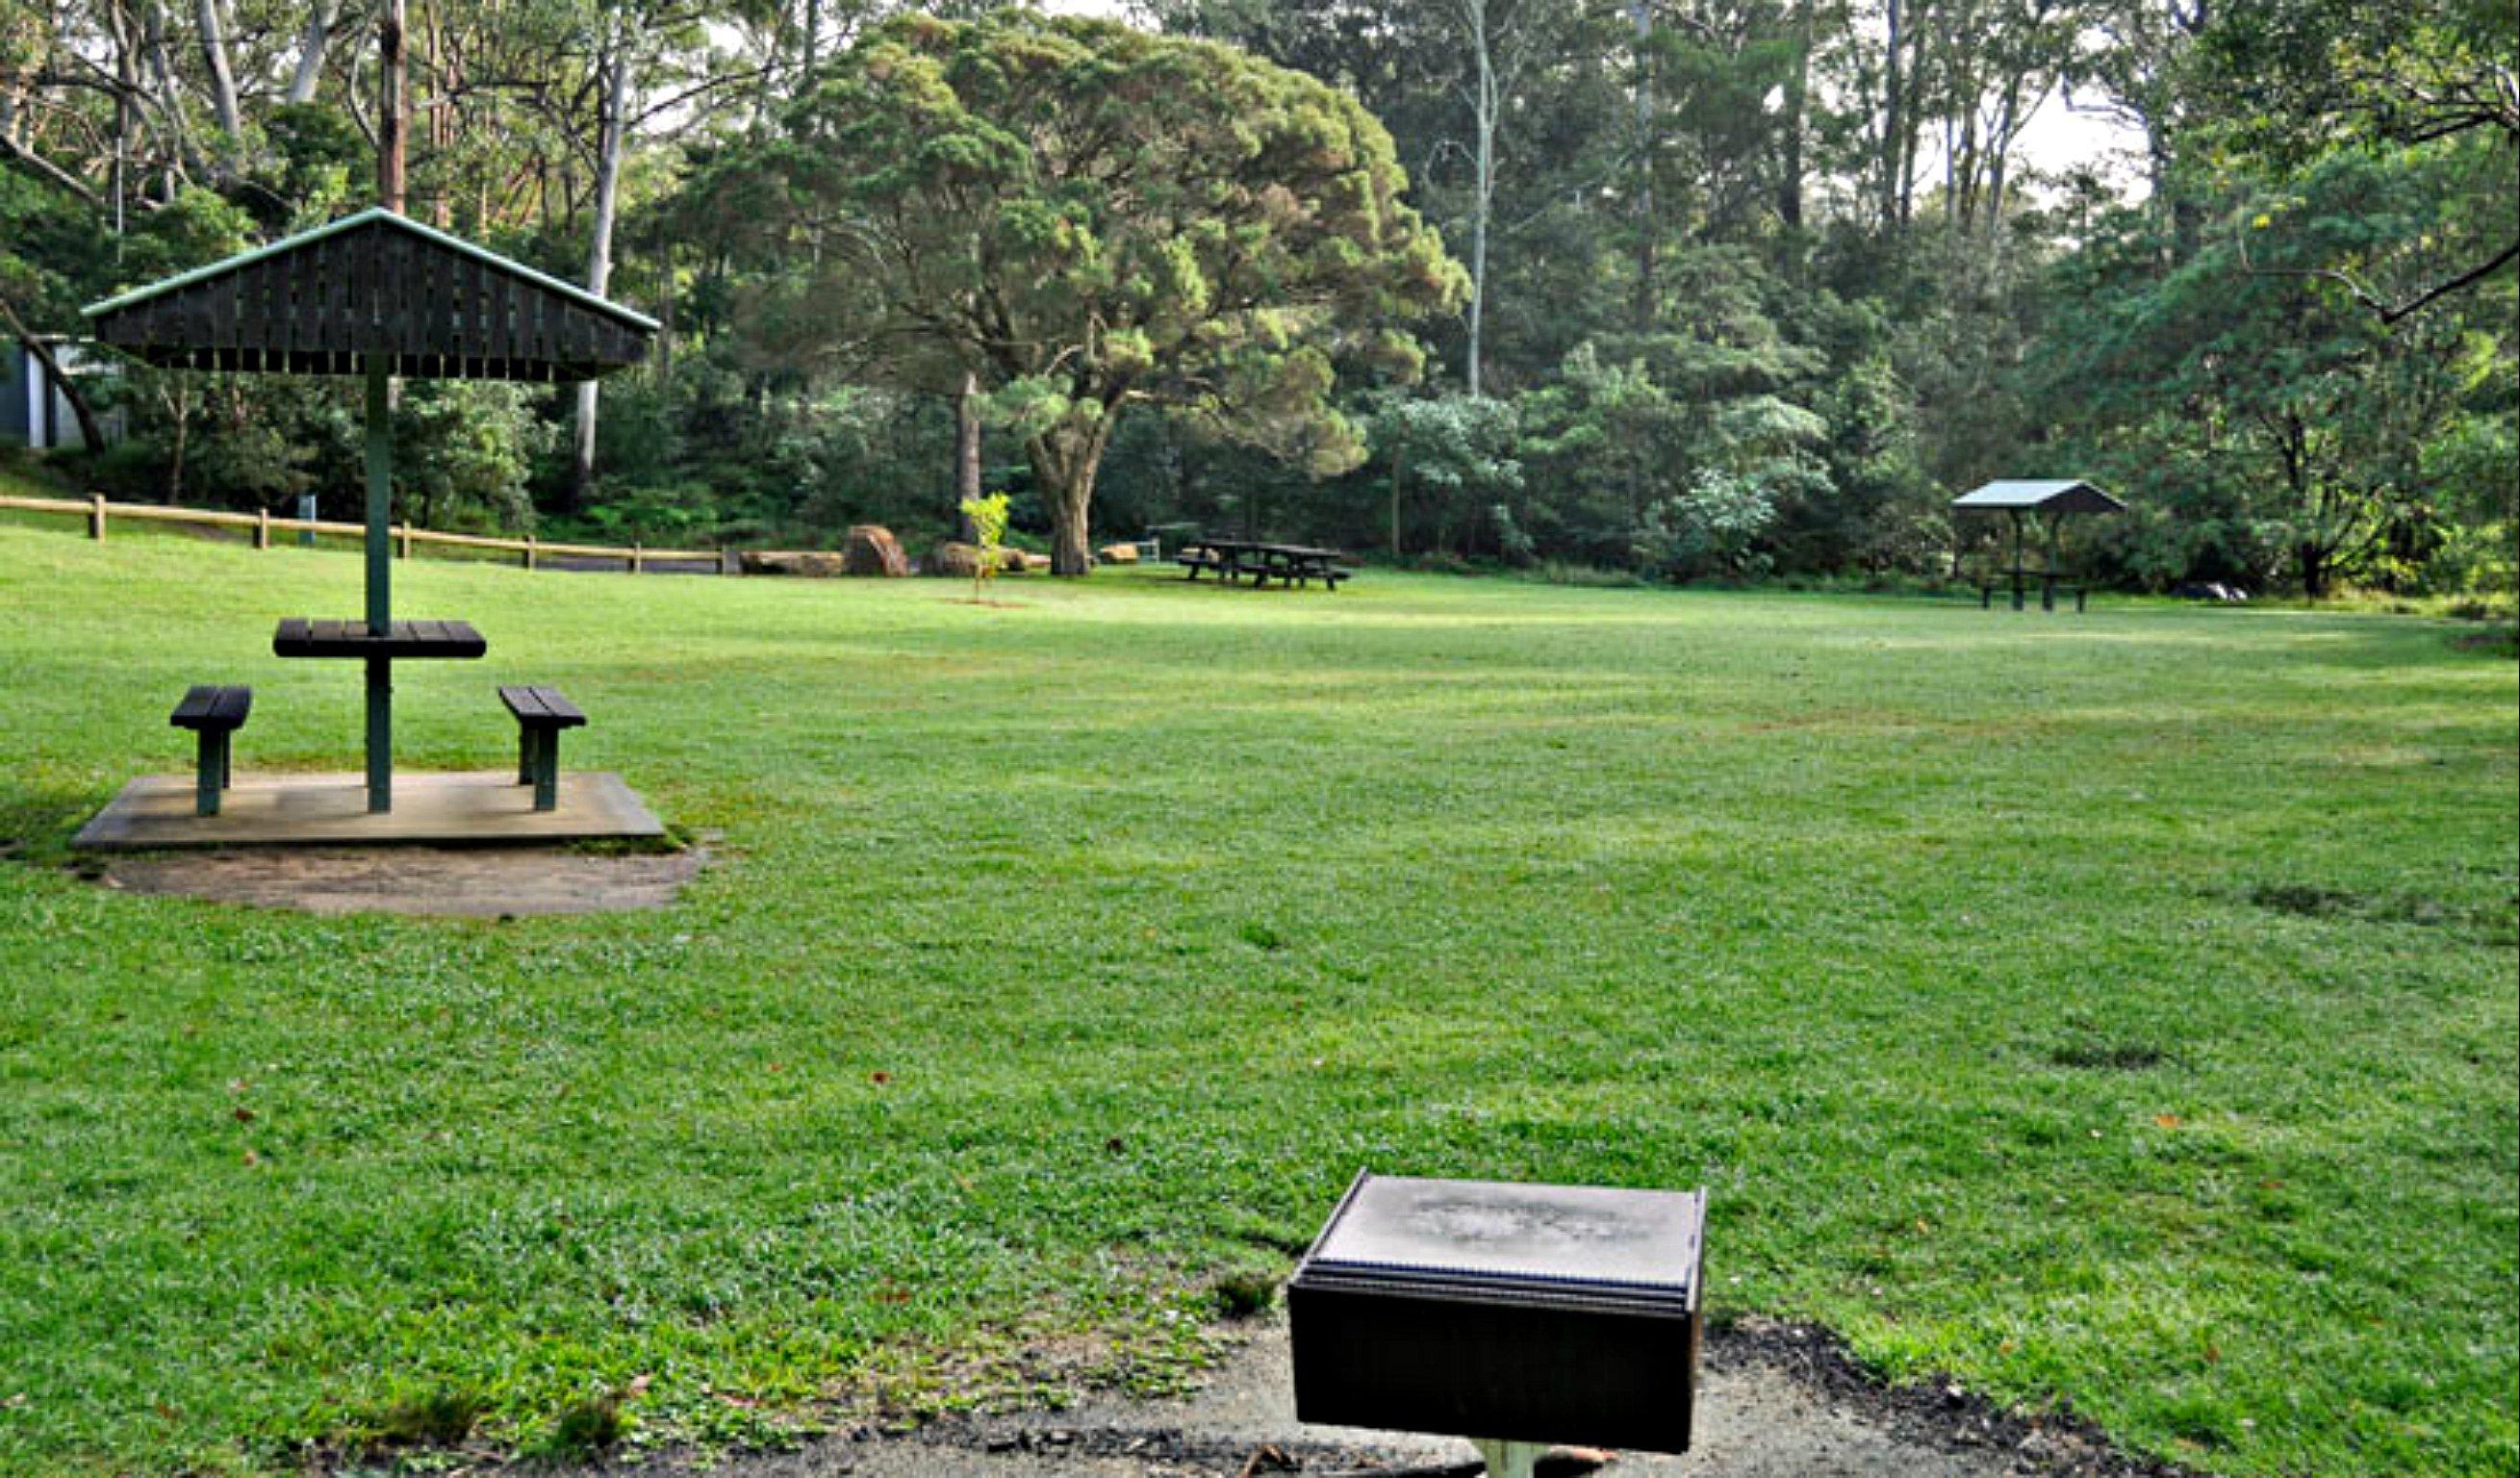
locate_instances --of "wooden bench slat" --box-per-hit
[170,684,252,730]
[499,684,587,727]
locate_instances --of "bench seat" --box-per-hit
[499,685,587,811]
[169,685,251,816]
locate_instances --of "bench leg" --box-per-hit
[519,726,538,785]
[533,730,560,812]
[194,730,225,817]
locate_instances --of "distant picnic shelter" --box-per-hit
[1952,478,2125,612]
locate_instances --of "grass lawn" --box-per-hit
[0,518,2512,1477]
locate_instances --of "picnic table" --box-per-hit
[1175,538,1355,590]
[272,618,488,659]
[271,618,490,813]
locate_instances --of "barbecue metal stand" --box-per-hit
[1288,1173,1708,1468]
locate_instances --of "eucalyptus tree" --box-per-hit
[718,9,1464,573]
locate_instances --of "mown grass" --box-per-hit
[0,520,2512,1477]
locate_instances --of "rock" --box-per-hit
[927,544,1051,577]
[928,542,984,578]
[740,549,846,577]
[1098,542,1141,565]
[841,524,910,577]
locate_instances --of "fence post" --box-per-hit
[397,523,413,560]
[255,507,271,549]
[630,542,644,574]
[523,535,538,571]
[89,494,106,542]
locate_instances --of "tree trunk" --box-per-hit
[140,0,187,196]
[288,0,338,104]
[1389,456,1405,558]
[1627,0,1655,323]
[1880,0,1902,229]
[2299,544,2329,599]
[1460,0,1496,398]
[1777,0,1810,228]
[955,369,982,534]
[1028,417,1113,576]
[194,0,242,139]
[572,35,632,508]
[377,0,405,210]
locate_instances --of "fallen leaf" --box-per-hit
[2154,1113,2182,1129]
[870,1071,891,1085]
[233,1107,256,1124]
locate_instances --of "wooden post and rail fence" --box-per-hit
[0,492,721,573]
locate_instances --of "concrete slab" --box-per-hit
[102,845,706,915]
[71,771,665,851]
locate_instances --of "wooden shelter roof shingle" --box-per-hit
[82,208,655,383]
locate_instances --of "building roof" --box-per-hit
[1951,479,2125,514]
[83,208,655,383]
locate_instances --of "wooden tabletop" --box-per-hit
[272,618,488,659]
[1184,539,1345,560]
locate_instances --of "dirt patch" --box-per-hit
[2043,1039,2172,1072]
[569,1315,2190,1478]
[101,844,705,916]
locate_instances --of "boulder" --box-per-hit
[1004,550,1053,573]
[1098,542,1141,565]
[928,542,984,578]
[842,524,911,577]
[741,549,847,577]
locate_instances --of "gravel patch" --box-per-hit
[551,1316,2189,1478]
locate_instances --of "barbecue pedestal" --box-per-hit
[1288,1173,1706,1477]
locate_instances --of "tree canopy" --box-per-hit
[0,0,2509,599]
[713,10,1464,572]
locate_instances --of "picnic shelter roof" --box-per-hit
[83,208,655,382]
[1951,479,2125,515]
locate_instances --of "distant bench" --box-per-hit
[169,685,251,816]
[1176,539,1355,591]
[1978,573,2087,612]
[499,685,587,812]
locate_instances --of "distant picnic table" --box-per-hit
[1174,538,1355,591]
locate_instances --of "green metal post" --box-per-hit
[2009,510,2025,611]
[364,361,394,813]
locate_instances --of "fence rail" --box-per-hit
[0,492,724,572]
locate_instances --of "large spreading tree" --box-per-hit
[720,9,1466,573]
